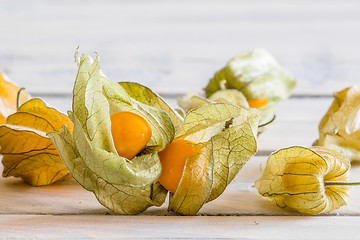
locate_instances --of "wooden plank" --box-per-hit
[2,155,360,216]
[1,215,360,239]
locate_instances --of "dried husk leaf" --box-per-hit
[1,98,73,186]
[314,86,360,162]
[168,103,259,215]
[0,72,30,123]
[49,52,179,214]
[255,146,351,214]
[178,90,248,113]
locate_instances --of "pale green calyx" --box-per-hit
[204,48,296,103]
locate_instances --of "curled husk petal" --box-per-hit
[178,90,249,114]
[314,86,360,162]
[177,90,272,131]
[49,52,179,214]
[1,98,73,186]
[168,103,259,215]
[255,146,351,214]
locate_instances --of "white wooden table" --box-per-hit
[1,0,360,239]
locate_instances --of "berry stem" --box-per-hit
[258,114,276,128]
[324,181,360,186]
[17,88,25,109]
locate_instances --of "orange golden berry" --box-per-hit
[158,140,201,193]
[247,98,267,108]
[110,111,152,160]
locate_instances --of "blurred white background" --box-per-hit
[1,0,360,109]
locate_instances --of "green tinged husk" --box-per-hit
[179,49,295,131]
[49,53,177,214]
[204,48,296,102]
[255,146,350,214]
[49,52,259,215]
[169,103,258,215]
